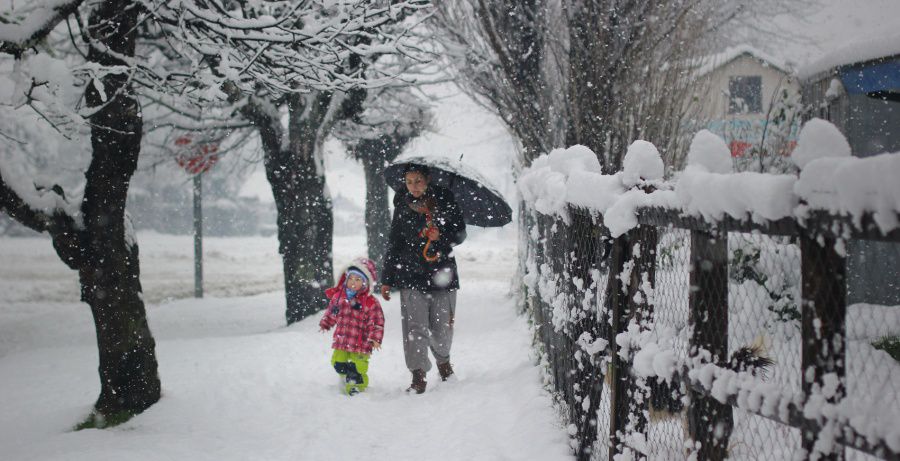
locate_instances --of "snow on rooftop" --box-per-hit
[798,30,900,80]
[696,44,794,77]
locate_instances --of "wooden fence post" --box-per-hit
[624,225,659,451]
[608,224,658,459]
[800,233,847,461]
[568,210,606,461]
[607,230,630,461]
[688,229,732,461]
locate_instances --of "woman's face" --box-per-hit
[404,171,428,198]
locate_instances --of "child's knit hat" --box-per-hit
[343,257,377,290]
[346,268,369,287]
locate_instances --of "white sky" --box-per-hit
[767,0,900,66]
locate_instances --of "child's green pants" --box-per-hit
[331,349,370,394]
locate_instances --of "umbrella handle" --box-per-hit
[423,238,440,262]
[421,210,441,262]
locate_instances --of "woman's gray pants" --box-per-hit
[400,289,457,372]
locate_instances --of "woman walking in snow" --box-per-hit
[319,257,384,396]
[380,164,467,394]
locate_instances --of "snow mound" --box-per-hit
[520,128,900,235]
[795,152,900,233]
[676,169,797,223]
[791,118,851,169]
[687,130,733,173]
[622,140,664,187]
[548,144,603,175]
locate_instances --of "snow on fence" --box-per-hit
[518,121,900,461]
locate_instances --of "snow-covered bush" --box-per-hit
[729,237,801,329]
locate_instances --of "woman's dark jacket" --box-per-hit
[381,185,467,292]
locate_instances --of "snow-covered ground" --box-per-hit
[0,230,573,461]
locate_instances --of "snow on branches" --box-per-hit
[140,0,432,95]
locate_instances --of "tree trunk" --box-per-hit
[81,0,160,418]
[261,93,336,324]
[565,1,620,171]
[361,150,390,270]
[235,89,338,325]
[270,161,332,324]
[471,0,552,165]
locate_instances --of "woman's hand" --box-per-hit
[425,226,440,241]
[380,284,392,301]
[369,340,382,351]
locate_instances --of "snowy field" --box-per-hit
[0,229,573,461]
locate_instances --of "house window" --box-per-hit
[728,76,762,114]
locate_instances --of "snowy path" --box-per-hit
[0,232,572,461]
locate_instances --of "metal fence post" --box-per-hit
[688,228,731,460]
[800,233,847,461]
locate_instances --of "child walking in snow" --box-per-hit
[319,257,385,396]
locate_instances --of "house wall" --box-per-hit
[687,54,801,162]
[696,54,799,122]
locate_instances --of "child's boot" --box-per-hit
[406,369,426,394]
[344,366,365,396]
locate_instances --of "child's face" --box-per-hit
[346,274,365,291]
[405,171,428,198]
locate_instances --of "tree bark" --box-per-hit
[0,1,160,420]
[474,0,551,163]
[81,0,160,417]
[565,1,629,172]
[359,142,391,270]
[258,93,336,324]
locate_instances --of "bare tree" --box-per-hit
[563,1,710,170]
[432,0,811,172]
[431,1,562,164]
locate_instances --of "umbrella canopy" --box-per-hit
[384,156,512,228]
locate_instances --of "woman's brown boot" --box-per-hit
[407,369,427,394]
[437,362,454,381]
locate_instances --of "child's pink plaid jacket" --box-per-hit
[319,258,385,355]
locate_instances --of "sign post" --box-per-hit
[175,136,219,299]
[193,173,203,298]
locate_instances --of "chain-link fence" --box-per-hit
[521,204,900,461]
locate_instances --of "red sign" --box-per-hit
[729,140,751,158]
[175,135,219,175]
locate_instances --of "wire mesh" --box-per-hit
[843,238,900,461]
[521,204,900,461]
[727,232,802,460]
[645,227,691,459]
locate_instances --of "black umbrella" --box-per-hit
[384,156,512,227]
